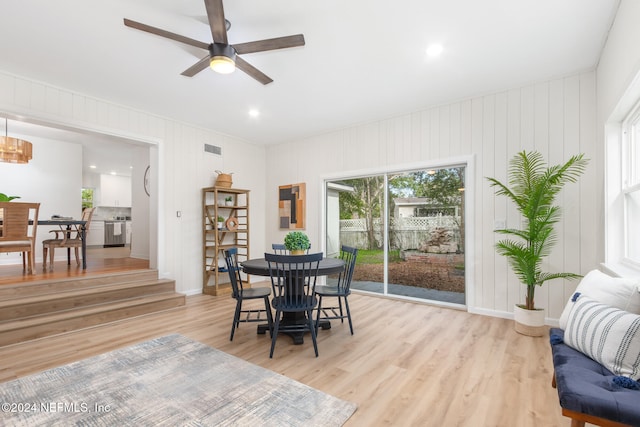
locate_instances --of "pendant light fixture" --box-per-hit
[0,118,32,164]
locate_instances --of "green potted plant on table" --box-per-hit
[486,150,588,336]
[284,231,310,255]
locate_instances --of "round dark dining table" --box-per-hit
[241,256,346,344]
[241,257,345,277]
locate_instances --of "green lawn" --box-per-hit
[355,249,402,264]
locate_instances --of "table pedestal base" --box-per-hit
[257,313,331,345]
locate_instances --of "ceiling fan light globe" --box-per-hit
[209,43,237,74]
[210,56,235,74]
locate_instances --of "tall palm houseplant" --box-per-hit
[487,151,588,334]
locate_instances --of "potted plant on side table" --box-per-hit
[486,150,588,336]
[284,231,310,255]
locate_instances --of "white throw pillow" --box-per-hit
[558,269,640,330]
[564,295,640,380]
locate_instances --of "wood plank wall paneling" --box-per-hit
[533,82,551,310]
[0,68,602,320]
[266,71,601,321]
[548,78,567,317]
[578,71,599,284]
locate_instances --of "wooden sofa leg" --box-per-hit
[561,408,631,427]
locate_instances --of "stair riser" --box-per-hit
[0,282,177,321]
[0,270,158,299]
[0,295,185,347]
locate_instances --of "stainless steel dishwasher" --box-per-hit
[104,220,126,247]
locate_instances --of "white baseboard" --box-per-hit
[468,306,559,327]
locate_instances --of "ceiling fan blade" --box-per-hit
[124,18,209,50]
[204,0,228,44]
[181,56,211,77]
[233,34,305,55]
[235,56,273,85]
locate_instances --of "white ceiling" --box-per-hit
[0,0,619,155]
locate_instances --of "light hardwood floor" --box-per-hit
[0,289,570,426]
[0,247,148,285]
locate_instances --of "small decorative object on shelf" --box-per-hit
[225,196,233,206]
[214,170,233,188]
[284,231,310,255]
[225,215,239,231]
[217,216,225,230]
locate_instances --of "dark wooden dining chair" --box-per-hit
[315,245,358,335]
[271,243,287,254]
[0,201,40,274]
[265,252,323,358]
[272,243,311,254]
[224,248,273,341]
[42,207,94,270]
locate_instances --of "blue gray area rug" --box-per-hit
[0,334,357,426]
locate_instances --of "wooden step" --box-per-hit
[0,293,185,346]
[0,270,159,300]
[0,279,177,321]
[0,269,186,346]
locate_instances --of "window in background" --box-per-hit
[623,104,640,266]
[81,188,94,210]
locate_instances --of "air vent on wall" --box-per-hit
[204,144,222,156]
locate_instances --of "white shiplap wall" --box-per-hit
[0,71,266,295]
[266,71,601,320]
[0,68,602,317]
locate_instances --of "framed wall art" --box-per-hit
[279,183,306,229]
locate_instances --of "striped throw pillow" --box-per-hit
[564,294,640,380]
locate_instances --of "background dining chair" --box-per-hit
[272,243,311,254]
[0,201,40,274]
[224,248,273,341]
[265,252,323,358]
[42,207,95,270]
[315,245,358,335]
[271,243,287,254]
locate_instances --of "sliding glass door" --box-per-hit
[326,165,466,305]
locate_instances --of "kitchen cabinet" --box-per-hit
[202,187,249,296]
[86,221,105,247]
[100,174,131,207]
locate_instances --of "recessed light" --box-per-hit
[89,165,96,169]
[248,109,260,118]
[426,44,443,58]
[110,171,116,175]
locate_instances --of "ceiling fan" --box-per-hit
[123,0,305,85]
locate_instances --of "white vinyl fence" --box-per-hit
[340,216,461,253]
